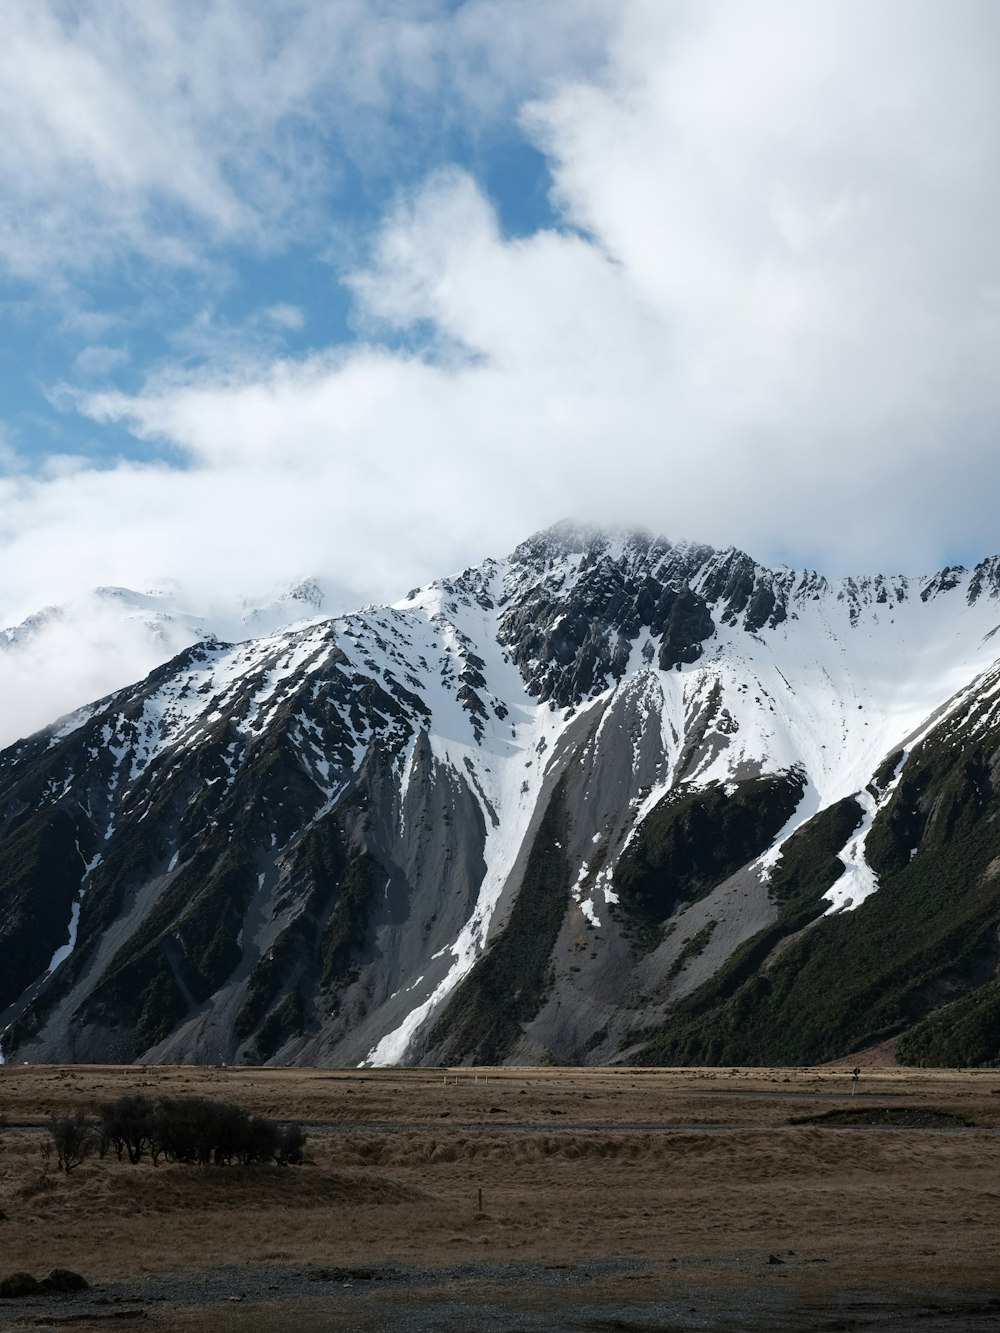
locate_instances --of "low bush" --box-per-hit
[49,1110,95,1173]
[95,1094,306,1168]
[99,1094,155,1164]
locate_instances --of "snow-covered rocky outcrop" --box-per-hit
[0,579,334,750]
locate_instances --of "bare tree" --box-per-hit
[49,1111,94,1173]
[99,1095,155,1164]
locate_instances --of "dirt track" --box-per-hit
[2,1063,999,1329]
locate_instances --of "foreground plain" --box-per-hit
[1,1062,1000,1330]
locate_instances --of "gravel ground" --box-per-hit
[3,1260,1000,1331]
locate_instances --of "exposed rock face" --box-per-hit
[3,522,1000,1069]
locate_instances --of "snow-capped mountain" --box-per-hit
[2,521,1000,1069]
[0,578,333,750]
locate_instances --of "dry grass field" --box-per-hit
[2,1060,1000,1329]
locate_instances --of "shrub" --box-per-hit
[53,1095,305,1171]
[275,1122,306,1165]
[0,1272,40,1298]
[153,1097,234,1165]
[49,1111,94,1173]
[150,1096,305,1167]
[99,1095,155,1164]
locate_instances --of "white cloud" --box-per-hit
[0,0,610,283]
[74,0,1000,585]
[262,304,305,332]
[73,345,130,378]
[0,596,195,743]
[1,1,1000,742]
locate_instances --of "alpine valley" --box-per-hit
[3,522,1000,1071]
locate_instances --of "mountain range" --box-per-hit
[2,521,1000,1069]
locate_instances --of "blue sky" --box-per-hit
[2,0,1000,628]
[2,133,554,467]
[0,2,581,473]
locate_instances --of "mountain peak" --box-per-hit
[279,578,325,611]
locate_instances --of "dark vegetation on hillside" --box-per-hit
[629,796,865,1064]
[234,807,376,1062]
[0,626,425,1065]
[615,771,805,931]
[0,808,89,1011]
[897,980,1000,1067]
[630,694,1000,1066]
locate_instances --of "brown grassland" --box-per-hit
[2,1057,1000,1329]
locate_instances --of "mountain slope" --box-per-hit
[0,578,333,751]
[2,523,1000,1068]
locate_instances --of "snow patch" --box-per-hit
[824,790,880,913]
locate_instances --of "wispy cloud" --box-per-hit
[0,0,609,284]
[262,304,305,332]
[72,345,130,379]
